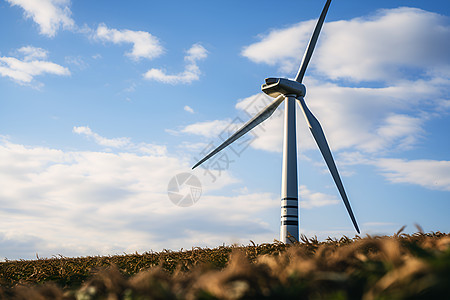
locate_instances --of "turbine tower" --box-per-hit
[193,0,360,243]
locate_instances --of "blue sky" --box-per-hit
[0,0,449,260]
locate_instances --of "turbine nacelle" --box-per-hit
[262,78,306,98]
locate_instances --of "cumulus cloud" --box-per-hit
[95,24,164,61]
[0,135,278,260]
[144,43,208,84]
[185,43,208,63]
[242,7,450,82]
[0,46,70,85]
[6,0,74,37]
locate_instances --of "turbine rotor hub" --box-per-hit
[261,78,306,98]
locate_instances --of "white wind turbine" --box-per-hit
[193,0,359,243]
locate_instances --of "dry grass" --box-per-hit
[1,231,449,299]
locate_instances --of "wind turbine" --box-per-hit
[193,0,360,243]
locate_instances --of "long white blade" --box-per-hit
[294,0,332,83]
[297,97,360,234]
[192,95,285,169]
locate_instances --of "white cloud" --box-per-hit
[185,43,208,63]
[339,152,450,192]
[7,0,74,37]
[315,8,450,82]
[375,158,450,191]
[73,126,166,155]
[179,119,233,138]
[242,7,450,82]
[18,46,48,60]
[375,114,425,151]
[177,141,209,153]
[0,46,70,85]
[0,136,279,260]
[144,43,208,84]
[299,185,339,209]
[95,24,164,61]
[242,20,316,74]
[184,105,195,114]
[73,126,130,148]
[143,68,201,84]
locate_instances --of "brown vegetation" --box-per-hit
[1,231,449,299]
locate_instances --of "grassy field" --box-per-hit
[0,230,449,299]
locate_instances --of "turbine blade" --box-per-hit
[192,95,285,169]
[294,0,332,83]
[297,97,360,234]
